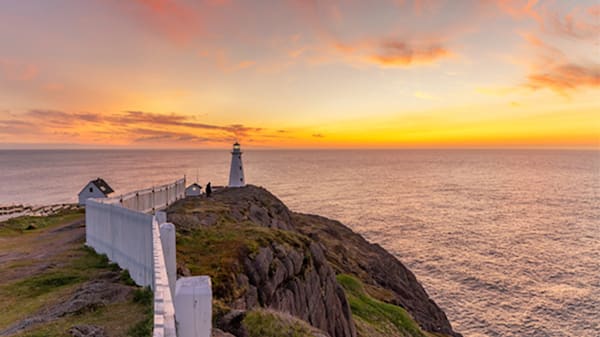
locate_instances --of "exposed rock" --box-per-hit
[168,185,461,337]
[68,325,107,337]
[0,272,132,336]
[218,310,248,337]
[52,273,132,316]
[240,243,356,337]
[212,328,236,337]
[294,213,462,337]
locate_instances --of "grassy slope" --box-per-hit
[177,219,312,318]
[0,210,151,337]
[337,274,443,337]
[243,309,326,337]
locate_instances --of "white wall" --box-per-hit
[79,182,108,205]
[228,151,245,187]
[85,200,155,287]
[85,177,210,337]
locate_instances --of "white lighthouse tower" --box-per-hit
[228,142,245,187]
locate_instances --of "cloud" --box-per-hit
[116,0,203,45]
[290,0,456,68]
[526,63,600,93]
[0,119,36,134]
[506,3,600,94]
[370,40,450,66]
[199,50,256,72]
[312,133,324,138]
[131,128,216,143]
[0,59,38,81]
[27,109,103,124]
[541,5,600,40]
[0,109,268,145]
[116,111,262,137]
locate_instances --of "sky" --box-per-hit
[0,0,598,149]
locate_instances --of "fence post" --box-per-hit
[175,276,212,337]
[160,222,176,299]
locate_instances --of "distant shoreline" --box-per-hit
[0,203,79,222]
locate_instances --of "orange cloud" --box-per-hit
[510,3,600,94]
[198,49,256,72]
[370,40,450,66]
[493,0,542,21]
[526,63,600,93]
[0,110,271,146]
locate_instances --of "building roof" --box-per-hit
[91,178,114,195]
[186,183,202,189]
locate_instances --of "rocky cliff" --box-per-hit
[167,185,461,337]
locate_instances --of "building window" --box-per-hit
[240,166,242,170]
[89,187,93,192]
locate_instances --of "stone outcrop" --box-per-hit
[294,213,460,337]
[68,325,107,337]
[236,242,355,337]
[0,272,132,336]
[167,185,461,337]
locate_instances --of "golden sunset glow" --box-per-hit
[0,0,598,149]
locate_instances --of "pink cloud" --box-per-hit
[0,59,38,81]
[119,0,203,45]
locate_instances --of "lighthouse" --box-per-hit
[228,142,245,187]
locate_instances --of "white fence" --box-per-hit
[85,200,156,285]
[117,178,186,213]
[85,178,186,337]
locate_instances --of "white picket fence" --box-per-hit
[85,177,190,337]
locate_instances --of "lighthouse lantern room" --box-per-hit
[228,142,245,187]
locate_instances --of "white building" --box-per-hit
[185,183,202,197]
[78,178,114,205]
[228,142,245,187]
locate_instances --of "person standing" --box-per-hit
[206,182,212,197]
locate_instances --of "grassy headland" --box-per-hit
[0,210,151,337]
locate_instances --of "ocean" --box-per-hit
[0,149,598,337]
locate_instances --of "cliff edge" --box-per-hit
[167,185,461,337]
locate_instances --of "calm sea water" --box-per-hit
[1,149,598,337]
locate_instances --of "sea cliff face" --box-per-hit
[167,185,461,337]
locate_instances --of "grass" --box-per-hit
[177,220,310,304]
[128,287,154,337]
[0,209,84,236]
[0,211,152,337]
[243,309,318,337]
[337,274,438,337]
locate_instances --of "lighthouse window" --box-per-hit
[240,178,243,181]
[89,187,93,193]
[239,166,242,170]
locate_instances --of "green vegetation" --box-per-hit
[128,287,154,337]
[243,309,320,337]
[177,220,310,303]
[0,209,84,236]
[337,274,437,337]
[0,211,152,337]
